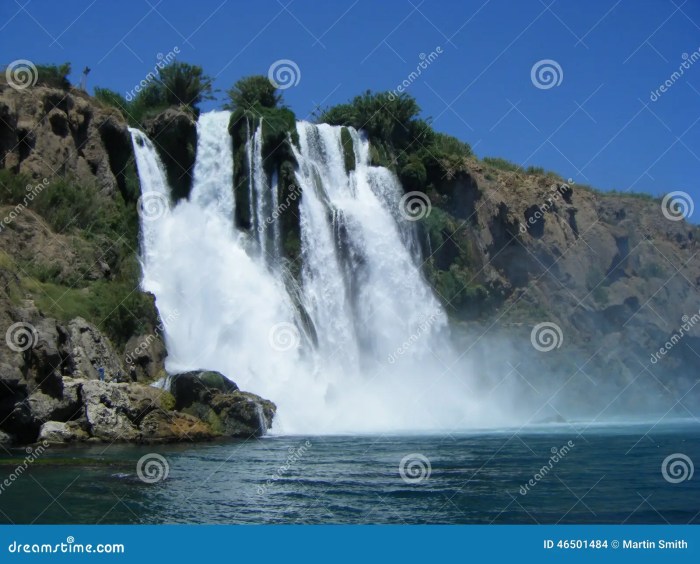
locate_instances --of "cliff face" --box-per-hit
[424,164,699,407]
[0,83,132,196]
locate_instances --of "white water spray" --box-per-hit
[130,112,504,434]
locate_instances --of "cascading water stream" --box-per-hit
[131,112,505,433]
[190,111,235,220]
[129,129,171,269]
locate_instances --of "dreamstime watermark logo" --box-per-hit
[519,441,575,495]
[661,191,693,222]
[125,46,180,101]
[661,453,694,484]
[8,536,125,555]
[5,59,38,90]
[388,46,443,100]
[136,453,169,484]
[650,309,700,364]
[531,59,563,90]
[137,192,169,222]
[268,59,301,90]
[125,308,179,370]
[0,441,50,496]
[0,177,49,233]
[268,322,301,352]
[519,180,574,234]
[399,191,431,221]
[257,183,302,233]
[530,322,563,352]
[257,440,312,495]
[399,453,431,484]
[5,322,38,353]
[650,48,700,102]
[388,308,442,364]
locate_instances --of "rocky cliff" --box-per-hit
[419,161,699,409]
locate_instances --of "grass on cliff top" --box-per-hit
[478,158,659,201]
[21,275,155,348]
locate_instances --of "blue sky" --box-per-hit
[2,0,699,214]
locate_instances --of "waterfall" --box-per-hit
[131,112,498,434]
[293,122,447,362]
[190,111,234,220]
[129,128,171,269]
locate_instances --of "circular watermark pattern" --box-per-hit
[268,322,301,352]
[399,453,432,484]
[399,191,432,221]
[136,453,170,484]
[137,193,169,222]
[661,453,694,484]
[268,59,301,90]
[530,59,563,90]
[5,322,38,353]
[661,191,694,222]
[5,59,38,91]
[530,322,563,352]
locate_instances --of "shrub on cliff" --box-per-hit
[94,87,130,118]
[224,75,281,111]
[226,75,297,169]
[318,91,422,149]
[317,91,472,183]
[94,62,212,126]
[157,62,214,109]
[36,63,72,89]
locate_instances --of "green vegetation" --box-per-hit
[94,62,212,127]
[316,90,473,193]
[340,127,356,172]
[226,75,298,161]
[318,91,428,151]
[568,181,659,202]
[224,75,281,111]
[483,157,520,173]
[224,75,301,257]
[0,170,138,246]
[0,170,154,346]
[481,157,560,180]
[158,62,214,108]
[36,63,72,89]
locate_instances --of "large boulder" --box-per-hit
[170,370,239,410]
[170,371,275,438]
[124,330,167,383]
[210,392,276,438]
[81,379,172,441]
[34,378,217,444]
[26,378,82,423]
[38,420,89,444]
[139,410,216,442]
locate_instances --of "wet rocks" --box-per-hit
[170,371,276,438]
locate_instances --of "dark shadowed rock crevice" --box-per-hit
[144,106,197,202]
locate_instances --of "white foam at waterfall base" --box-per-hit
[130,112,510,434]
